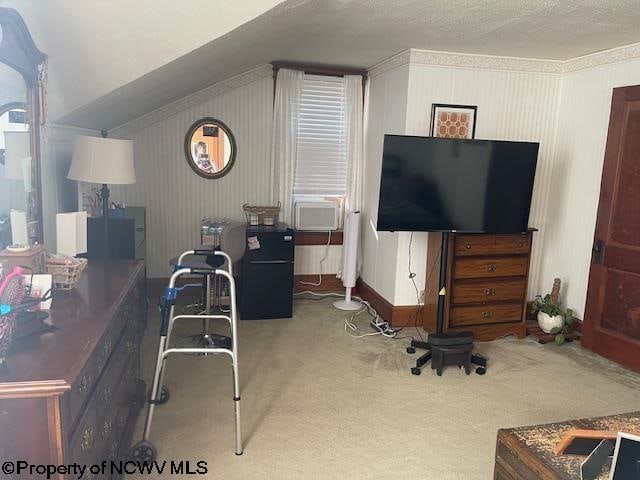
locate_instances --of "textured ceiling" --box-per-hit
[6,0,640,130]
[0,0,286,123]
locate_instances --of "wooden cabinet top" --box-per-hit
[0,260,144,398]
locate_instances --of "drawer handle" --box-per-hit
[81,426,94,451]
[481,310,493,318]
[484,288,496,296]
[102,338,113,358]
[118,412,127,429]
[100,386,112,405]
[110,439,120,460]
[125,339,137,354]
[102,419,113,439]
[518,242,525,248]
[465,243,472,250]
[77,374,93,396]
[487,263,497,272]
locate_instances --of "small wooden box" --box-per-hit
[0,244,46,273]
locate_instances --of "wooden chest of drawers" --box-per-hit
[0,261,147,479]
[495,411,640,479]
[423,231,534,340]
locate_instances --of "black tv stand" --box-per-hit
[406,231,488,376]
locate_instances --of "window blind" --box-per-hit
[293,74,347,197]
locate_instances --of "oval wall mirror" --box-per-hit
[184,118,236,179]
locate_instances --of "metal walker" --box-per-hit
[130,249,243,461]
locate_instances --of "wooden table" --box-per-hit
[495,411,640,479]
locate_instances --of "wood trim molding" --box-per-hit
[271,61,368,78]
[295,230,343,246]
[356,278,421,327]
[294,274,343,293]
[0,380,70,399]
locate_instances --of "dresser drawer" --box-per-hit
[65,289,140,431]
[450,303,523,327]
[455,234,530,257]
[452,278,526,304]
[454,256,528,279]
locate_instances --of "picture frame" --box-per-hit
[430,103,477,139]
[609,431,640,479]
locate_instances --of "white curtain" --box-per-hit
[270,68,304,224]
[338,75,367,279]
[345,74,365,213]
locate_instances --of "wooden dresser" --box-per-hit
[495,411,640,479]
[0,261,147,479]
[423,230,535,340]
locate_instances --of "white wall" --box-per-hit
[106,68,273,277]
[363,45,640,319]
[397,56,563,305]
[106,66,337,278]
[40,124,100,251]
[541,56,640,318]
[361,63,410,302]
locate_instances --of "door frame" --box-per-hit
[582,84,640,371]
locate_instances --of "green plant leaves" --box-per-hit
[550,326,562,335]
[555,333,566,345]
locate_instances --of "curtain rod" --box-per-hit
[271,61,368,79]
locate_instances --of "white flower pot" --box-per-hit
[537,312,563,334]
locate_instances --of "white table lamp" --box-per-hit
[68,135,135,259]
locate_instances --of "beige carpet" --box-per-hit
[128,295,640,479]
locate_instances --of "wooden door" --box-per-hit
[583,85,640,371]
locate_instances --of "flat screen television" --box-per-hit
[377,135,538,233]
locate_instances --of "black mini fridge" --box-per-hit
[240,224,295,320]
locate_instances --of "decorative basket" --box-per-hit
[46,257,88,291]
[242,202,281,226]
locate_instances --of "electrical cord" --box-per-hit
[294,290,398,339]
[298,231,332,287]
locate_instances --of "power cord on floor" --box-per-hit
[298,231,332,287]
[294,290,399,339]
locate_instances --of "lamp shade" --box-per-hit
[68,135,135,184]
[4,131,30,180]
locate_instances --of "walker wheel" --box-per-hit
[410,367,421,376]
[130,441,156,464]
[475,366,487,375]
[406,347,416,354]
[148,386,170,405]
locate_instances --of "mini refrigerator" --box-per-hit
[240,224,295,320]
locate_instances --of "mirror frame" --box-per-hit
[0,7,46,244]
[184,117,237,180]
[0,101,27,165]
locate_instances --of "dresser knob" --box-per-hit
[100,386,112,405]
[465,243,472,249]
[102,338,112,358]
[481,310,493,318]
[78,374,92,396]
[484,288,496,296]
[110,439,120,460]
[487,263,497,272]
[102,420,113,439]
[81,426,94,451]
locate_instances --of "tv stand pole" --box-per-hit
[406,232,487,375]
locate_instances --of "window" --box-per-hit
[293,74,348,199]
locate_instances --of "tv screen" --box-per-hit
[377,135,538,233]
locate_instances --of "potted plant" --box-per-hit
[531,278,576,345]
